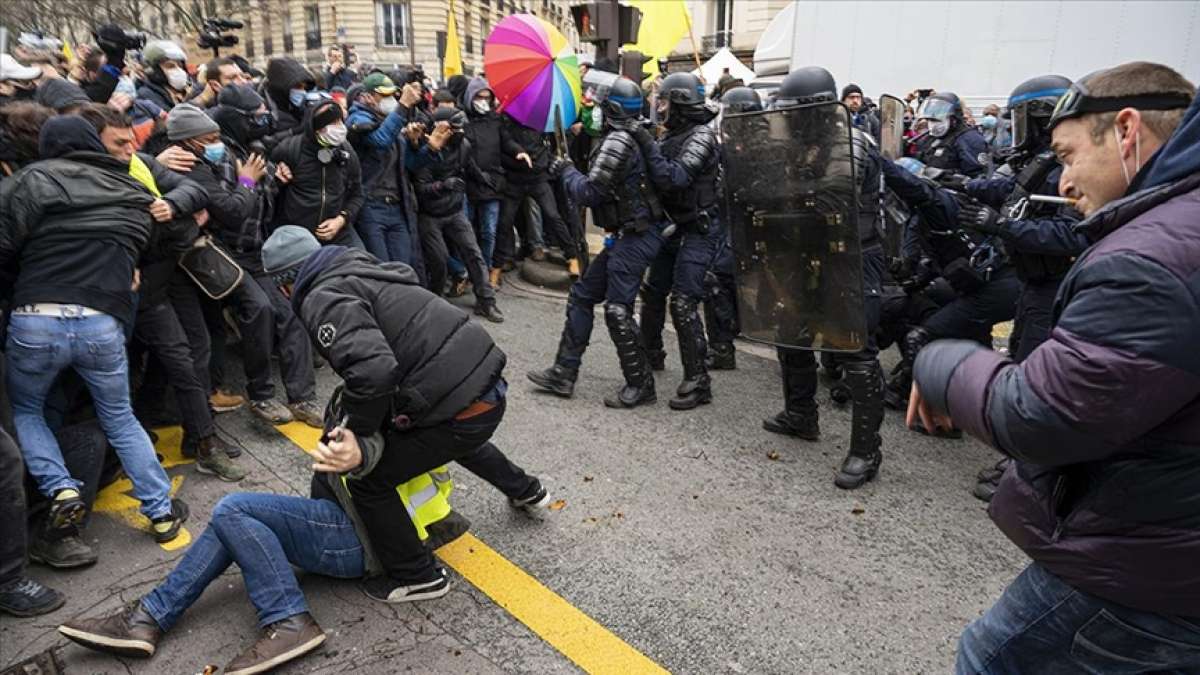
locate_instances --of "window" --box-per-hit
[245,19,255,57]
[261,5,274,55]
[304,5,321,50]
[465,33,474,55]
[281,4,294,52]
[480,16,490,43]
[376,1,410,47]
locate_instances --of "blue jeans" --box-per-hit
[355,199,414,264]
[6,311,172,519]
[957,562,1200,673]
[142,493,364,631]
[450,199,501,275]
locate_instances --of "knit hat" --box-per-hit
[35,79,91,112]
[166,103,221,140]
[262,225,321,283]
[841,83,863,101]
[217,83,265,112]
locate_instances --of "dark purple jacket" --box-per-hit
[913,93,1200,617]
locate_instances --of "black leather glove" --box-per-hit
[631,125,655,150]
[935,171,970,192]
[957,202,1006,235]
[548,157,571,178]
[441,177,466,193]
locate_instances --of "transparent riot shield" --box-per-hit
[720,101,867,352]
[879,94,907,161]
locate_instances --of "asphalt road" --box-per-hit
[0,274,1027,674]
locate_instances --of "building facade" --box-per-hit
[672,0,791,62]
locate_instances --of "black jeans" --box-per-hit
[417,210,495,302]
[134,302,215,442]
[495,181,577,266]
[347,397,537,580]
[0,428,25,585]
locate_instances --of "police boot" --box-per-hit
[639,286,669,371]
[603,303,657,409]
[834,362,885,490]
[762,350,819,441]
[705,342,737,370]
[883,366,912,411]
[668,295,713,411]
[527,333,584,398]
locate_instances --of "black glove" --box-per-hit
[631,125,655,150]
[548,157,571,178]
[440,177,466,193]
[957,202,1006,236]
[935,172,970,192]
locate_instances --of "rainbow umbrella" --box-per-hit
[484,14,581,132]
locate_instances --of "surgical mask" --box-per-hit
[318,123,347,146]
[289,88,306,108]
[166,67,189,91]
[592,106,603,128]
[203,141,226,164]
[115,77,138,98]
[928,120,950,138]
[378,96,398,115]
[473,98,491,114]
[980,115,997,130]
[1113,124,1142,187]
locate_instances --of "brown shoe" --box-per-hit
[287,400,323,429]
[224,612,325,675]
[530,247,547,262]
[447,276,470,298]
[566,257,581,279]
[59,602,161,657]
[210,389,246,413]
[489,267,503,289]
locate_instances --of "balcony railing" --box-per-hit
[701,31,732,52]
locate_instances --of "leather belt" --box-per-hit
[454,399,498,421]
[12,303,103,317]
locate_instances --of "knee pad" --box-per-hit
[604,302,632,327]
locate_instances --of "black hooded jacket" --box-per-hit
[500,114,552,187]
[271,106,364,246]
[262,58,316,145]
[463,77,504,201]
[291,247,506,436]
[413,136,491,216]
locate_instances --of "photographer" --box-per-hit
[323,46,356,91]
[137,40,193,111]
[82,24,141,105]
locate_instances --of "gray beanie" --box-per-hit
[262,225,321,280]
[166,103,221,141]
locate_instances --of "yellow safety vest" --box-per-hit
[128,154,162,197]
[341,465,454,541]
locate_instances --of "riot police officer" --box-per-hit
[914,92,989,177]
[527,77,667,409]
[758,67,887,490]
[630,72,725,409]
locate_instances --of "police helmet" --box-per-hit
[603,76,645,121]
[917,91,963,123]
[660,72,705,107]
[775,66,837,107]
[1005,74,1071,153]
[721,86,763,113]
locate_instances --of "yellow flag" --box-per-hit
[62,41,75,64]
[443,0,463,79]
[622,0,690,64]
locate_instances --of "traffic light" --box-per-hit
[571,1,641,61]
[617,4,642,45]
[620,50,652,83]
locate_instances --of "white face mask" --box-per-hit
[378,96,398,115]
[1113,124,1142,187]
[318,123,347,147]
[473,98,491,114]
[166,67,189,92]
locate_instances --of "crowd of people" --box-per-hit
[1,20,1199,674]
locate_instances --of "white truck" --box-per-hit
[752,0,1200,111]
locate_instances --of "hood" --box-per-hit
[265,57,315,109]
[464,77,493,115]
[1140,91,1200,190]
[38,116,109,158]
[292,247,420,310]
[446,74,470,104]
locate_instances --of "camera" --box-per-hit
[197,17,242,53]
[94,25,147,51]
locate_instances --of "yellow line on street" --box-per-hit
[271,420,668,675]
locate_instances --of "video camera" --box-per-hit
[197,17,242,53]
[93,25,146,52]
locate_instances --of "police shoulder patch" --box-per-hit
[317,323,336,348]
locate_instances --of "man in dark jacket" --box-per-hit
[458,78,505,286]
[494,113,582,275]
[262,57,317,148]
[412,106,504,323]
[909,62,1200,671]
[136,40,192,112]
[261,225,549,602]
[166,102,322,429]
[272,100,366,249]
[0,112,194,544]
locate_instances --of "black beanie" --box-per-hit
[311,102,343,130]
[841,83,863,101]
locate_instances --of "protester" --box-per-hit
[909,61,1200,671]
[137,40,192,111]
[0,428,64,616]
[262,57,317,144]
[842,83,880,137]
[0,101,54,178]
[461,78,505,279]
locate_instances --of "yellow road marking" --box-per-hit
[272,420,667,675]
[92,426,192,550]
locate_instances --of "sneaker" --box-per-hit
[447,276,470,298]
[224,612,326,675]
[0,577,65,617]
[361,569,450,603]
[425,510,471,550]
[251,399,293,425]
[150,499,189,543]
[287,400,323,428]
[30,532,99,569]
[48,488,87,530]
[210,389,246,413]
[58,602,161,657]
[508,483,552,520]
[195,437,247,482]
[474,300,505,323]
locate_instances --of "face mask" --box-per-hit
[980,115,997,130]
[473,98,491,114]
[928,120,950,138]
[378,96,398,115]
[592,106,603,129]
[203,141,226,164]
[166,68,189,92]
[289,88,306,108]
[318,123,347,146]
[1113,124,1142,187]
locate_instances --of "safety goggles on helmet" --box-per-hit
[917,97,956,121]
[1047,80,1192,131]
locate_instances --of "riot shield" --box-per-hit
[720,101,867,352]
[879,94,907,161]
